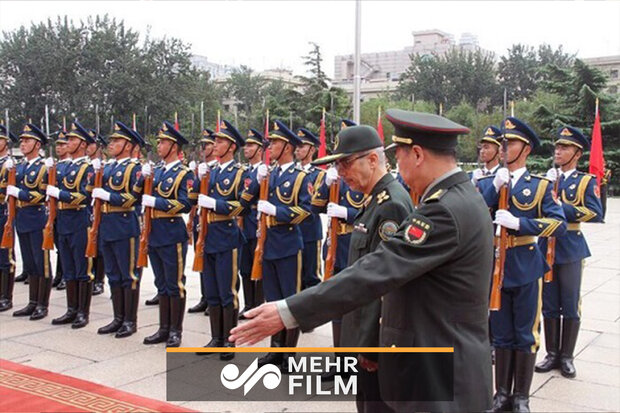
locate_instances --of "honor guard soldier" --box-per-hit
[480,117,567,413]
[187,127,217,315]
[47,121,95,328]
[51,130,70,291]
[535,126,603,379]
[192,120,247,359]
[238,128,265,319]
[240,119,312,371]
[232,109,495,412]
[294,127,325,290]
[0,124,18,312]
[470,125,502,184]
[7,124,52,320]
[92,121,144,338]
[140,121,192,348]
[88,129,108,296]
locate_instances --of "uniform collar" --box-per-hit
[115,157,130,164]
[370,173,395,196]
[58,158,71,163]
[250,160,262,171]
[27,156,41,166]
[277,161,294,174]
[219,159,234,170]
[562,168,576,179]
[421,167,462,200]
[164,160,180,171]
[485,163,500,175]
[510,167,527,187]
[302,163,313,172]
[72,156,88,164]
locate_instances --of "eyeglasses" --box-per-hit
[334,151,371,170]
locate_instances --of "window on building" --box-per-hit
[610,69,618,79]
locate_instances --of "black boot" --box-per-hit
[238,276,255,320]
[52,280,78,324]
[145,294,159,306]
[254,279,264,308]
[197,305,223,355]
[30,276,52,320]
[14,271,28,283]
[144,295,170,344]
[535,318,561,373]
[560,319,580,378]
[54,257,66,290]
[280,328,300,374]
[92,257,105,296]
[204,306,210,316]
[166,296,185,347]
[188,297,209,313]
[220,304,238,360]
[258,330,286,367]
[0,268,15,312]
[321,322,342,381]
[489,348,514,412]
[97,286,124,334]
[13,275,39,316]
[72,280,93,329]
[512,351,536,413]
[116,286,140,338]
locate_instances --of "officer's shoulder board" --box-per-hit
[424,188,447,203]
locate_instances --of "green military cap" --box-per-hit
[312,125,382,166]
[385,109,470,150]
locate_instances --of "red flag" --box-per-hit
[589,98,605,188]
[377,106,384,142]
[264,109,270,165]
[318,108,327,168]
[174,112,179,131]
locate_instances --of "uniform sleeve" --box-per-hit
[153,171,192,214]
[274,172,312,224]
[58,164,92,206]
[287,202,459,332]
[310,175,329,213]
[562,176,603,223]
[214,168,246,217]
[109,164,141,208]
[240,171,260,209]
[518,181,567,237]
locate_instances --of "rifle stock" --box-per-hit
[324,179,341,281]
[489,184,508,311]
[251,175,269,281]
[137,174,153,268]
[85,168,103,257]
[41,164,57,250]
[0,166,16,249]
[544,172,560,283]
[192,170,210,272]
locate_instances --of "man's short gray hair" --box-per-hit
[373,147,386,167]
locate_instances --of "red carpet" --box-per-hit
[0,359,195,413]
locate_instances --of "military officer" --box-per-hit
[239,119,312,372]
[187,127,217,315]
[0,124,18,312]
[88,129,108,296]
[479,117,567,413]
[470,125,502,184]
[238,128,265,319]
[92,121,143,338]
[7,124,52,320]
[191,120,246,359]
[535,126,603,379]
[47,121,95,328]
[140,121,192,348]
[51,130,71,291]
[294,127,325,290]
[231,109,495,412]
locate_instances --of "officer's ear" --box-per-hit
[411,145,425,166]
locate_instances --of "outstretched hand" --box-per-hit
[229,302,285,346]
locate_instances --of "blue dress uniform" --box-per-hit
[52,145,72,290]
[468,126,502,181]
[89,130,108,296]
[50,121,96,329]
[190,119,247,357]
[9,124,52,320]
[238,128,265,317]
[480,117,567,413]
[240,120,312,366]
[295,127,325,289]
[95,122,143,338]
[0,125,18,312]
[535,126,603,379]
[141,121,192,348]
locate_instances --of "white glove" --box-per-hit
[92,187,111,201]
[198,162,208,180]
[198,194,216,210]
[546,168,558,182]
[6,185,20,198]
[142,194,156,208]
[4,158,14,169]
[45,157,54,168]
[189,160,197,172]
[256,164,269,182]
[493,167,510,192]
[46,185,60,199]
[91,158,102,171]
[471,168,484,184]
[257,200,276,216]
[325,166,339,187]
[327,202,347,220]
[142,162,152,177]
[494,209,520,230]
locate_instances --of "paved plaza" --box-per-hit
[1,199,619,412]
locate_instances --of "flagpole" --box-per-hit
[353,0,361,124]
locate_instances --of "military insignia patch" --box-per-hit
[504,119,516,129]
[404,216,432,245]
[377,190,390,204]
[186,179,193,189]
[569,183,576,190]
[552,189,560,205]
[379,220,399,241]
[167,177,173,183]
[307,182,314,195]
[223,178,230,185]
[136,171,142,180]
[283,181,290,188]
[523,188,531,197]
[30,171,35,176]
[116,171,122,177]
[70,171,76,176]
[594,185,600,198]
[244,177,252,190]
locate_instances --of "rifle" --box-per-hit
[489,89,509,311]
[544,150,559,283]
[42,106,56,250]
[192,165,211,272]
[323,178,341,281]
[251,110,270,281]
[86,105,102,257]
[1,109,16,249]
[137,147,153,268]
[186,146,198,246]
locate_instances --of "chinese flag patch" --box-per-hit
[404,217,432,245]
[244,177,252,190]
[307,182,314,195]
